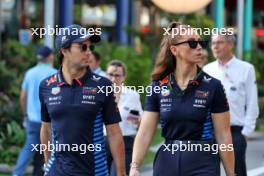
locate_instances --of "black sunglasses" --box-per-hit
[173,40,208,49]
[79,44,95,52]
[107,73,123,78]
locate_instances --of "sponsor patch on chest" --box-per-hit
[193,99,207,108]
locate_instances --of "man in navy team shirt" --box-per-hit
[39,24,125,176]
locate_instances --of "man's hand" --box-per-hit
[19,90,27,116]
[40,122,52,163]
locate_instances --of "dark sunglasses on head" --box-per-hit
[79,44,95,52]
[173,40,208,49]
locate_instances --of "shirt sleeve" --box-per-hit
[144,81,160,112]
[211,80,229,113]
[102,84,121,125]
[21,72,29,91]
[39,83,51,122]
[242,66,259,136]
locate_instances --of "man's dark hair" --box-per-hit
[91,51,101,62]
[57,43,71,65]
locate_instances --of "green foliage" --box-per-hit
[249,49,264,120]
[0,40,37,164]
[101,41,152,101]
[250,49,264,97]
[0,121,25,165]
[95,41,152,102]
[2,40,36,72]
[74,4,82,24]
[1,40,37,96]
[0,91,20,133]
[0,61,17,96]
[0,40,37,129]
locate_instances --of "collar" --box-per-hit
[93,67,102,74]
[57,67,92,87]
[165,66,203,96]
[37,62,52,67]
[168,66,203,87]
[217,55,236,69]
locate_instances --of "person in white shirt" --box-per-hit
[105,60,143,175]
[203,33,259,176]
[198,49,208,68]
[89,51,107,77]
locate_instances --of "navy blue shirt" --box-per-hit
[144,69,229,141]
[39,67,121,176]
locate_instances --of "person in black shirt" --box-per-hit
[129,22,235,176]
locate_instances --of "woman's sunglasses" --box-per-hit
[173,40,208,49]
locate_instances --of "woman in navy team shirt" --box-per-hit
[129,22,235,176]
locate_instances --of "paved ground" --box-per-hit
[141,132,264,176]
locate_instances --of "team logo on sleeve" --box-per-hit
[51,87,61,95]
[46,75,57,86]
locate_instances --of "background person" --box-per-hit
[89,51,107,77]
[105,60,143,175]
[203,33,259,176]
[13,45,56,176]
[198,49,208,68]
[129,22,234,176]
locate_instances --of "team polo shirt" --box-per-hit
[144,68,229,141]
[39,67,121,176]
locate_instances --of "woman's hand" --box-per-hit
[129,167,140,176]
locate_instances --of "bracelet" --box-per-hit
[43,163,47,170]
[130,162,139,169]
